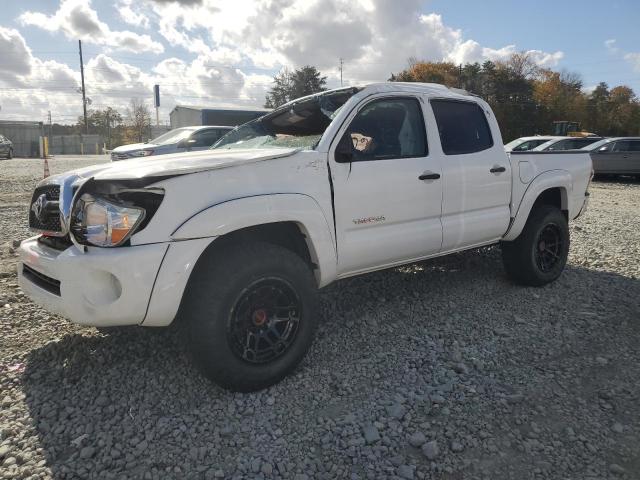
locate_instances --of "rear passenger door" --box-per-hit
[429,99,511,251]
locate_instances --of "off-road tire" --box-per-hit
[501,206,569,286]
[181,241,319,392]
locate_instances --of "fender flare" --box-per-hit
[503,170,571,242]
[171,193,337,287]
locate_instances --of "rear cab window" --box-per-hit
[430,99,493,155]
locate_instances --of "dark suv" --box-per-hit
[0,134,13,159]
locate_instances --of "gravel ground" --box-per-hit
[1,156,639,480]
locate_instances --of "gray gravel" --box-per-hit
[1,156,639,479]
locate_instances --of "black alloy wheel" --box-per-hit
[501,205,570,286]
[227,277,301,364]
[535,223,564,273]
[182,241,319,392]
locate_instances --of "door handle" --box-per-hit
[419,172,441,180]
[490,166,506,173]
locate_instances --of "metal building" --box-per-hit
[0,120,44,157]
[169,105,269,129]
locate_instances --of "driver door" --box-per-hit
[330,95,443,276]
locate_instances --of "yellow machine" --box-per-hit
[552,121,597,137]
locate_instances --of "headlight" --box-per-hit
[70,194,145,247]
[131,149,154,157]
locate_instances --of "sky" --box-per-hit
[0,0,638,125]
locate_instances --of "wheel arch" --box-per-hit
[171,193,337,287]
[503,171,571,241]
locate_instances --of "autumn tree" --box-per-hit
[265,66,327,108]
[389,52,640,141]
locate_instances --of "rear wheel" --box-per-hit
[181,241,319,392]
[501,206,569,286]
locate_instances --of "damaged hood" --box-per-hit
[70,147,300,181]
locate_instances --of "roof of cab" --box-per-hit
[278,82,477,111]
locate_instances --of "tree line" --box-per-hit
[265,54,640,142]
[66,53,639,147]
[54,99,153,148]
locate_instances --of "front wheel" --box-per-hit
[181,241,319,392]
[501,206,569,286]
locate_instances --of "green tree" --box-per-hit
[264,66,327,108]
[78,107,123,148]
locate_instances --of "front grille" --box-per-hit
[22,264,61,296]
[29,185,62,233]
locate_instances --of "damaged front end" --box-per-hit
[29,174,165,251]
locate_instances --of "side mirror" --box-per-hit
[335,134,353,163]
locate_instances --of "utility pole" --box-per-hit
[339,58,344,87]
[47,110,52,139]
[458,64,463,88]
[79,40,88,134]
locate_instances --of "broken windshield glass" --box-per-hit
[212,87,361,150]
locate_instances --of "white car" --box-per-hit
[532,136,603,152]
[504,136,565,152]
[110,126,233,161]
[18,83,592,391]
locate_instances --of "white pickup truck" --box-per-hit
[18,83,592,391]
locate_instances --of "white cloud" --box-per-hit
[144,0,563,85]
[605,39,618,54]
[624,52,640,72]
[4,0,570,121]
[19,0,164,54]
[117,0,151,29]
[0,26,80,121]
[603,39,640,73]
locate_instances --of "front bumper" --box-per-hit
[18,236,168,326]
[18,236,214,327]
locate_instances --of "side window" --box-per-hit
[548,140,570,151]
[568,139,587,149]
[191,129,222,147]
[513,141,533,152]
[598,142,614,152]
[613,141,631,152]
[346,97,427,161]
[430,99,493,155]
[628,141,640,152]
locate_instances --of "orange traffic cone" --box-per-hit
[43,157,50,179]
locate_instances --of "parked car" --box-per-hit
[0,134,14,159]
[504,136,564,152]
[110,126,233,161]
[532,136,603,152]
[18,83,592,392]
[583,137,640,177]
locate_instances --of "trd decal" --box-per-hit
[352,215,385,225]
